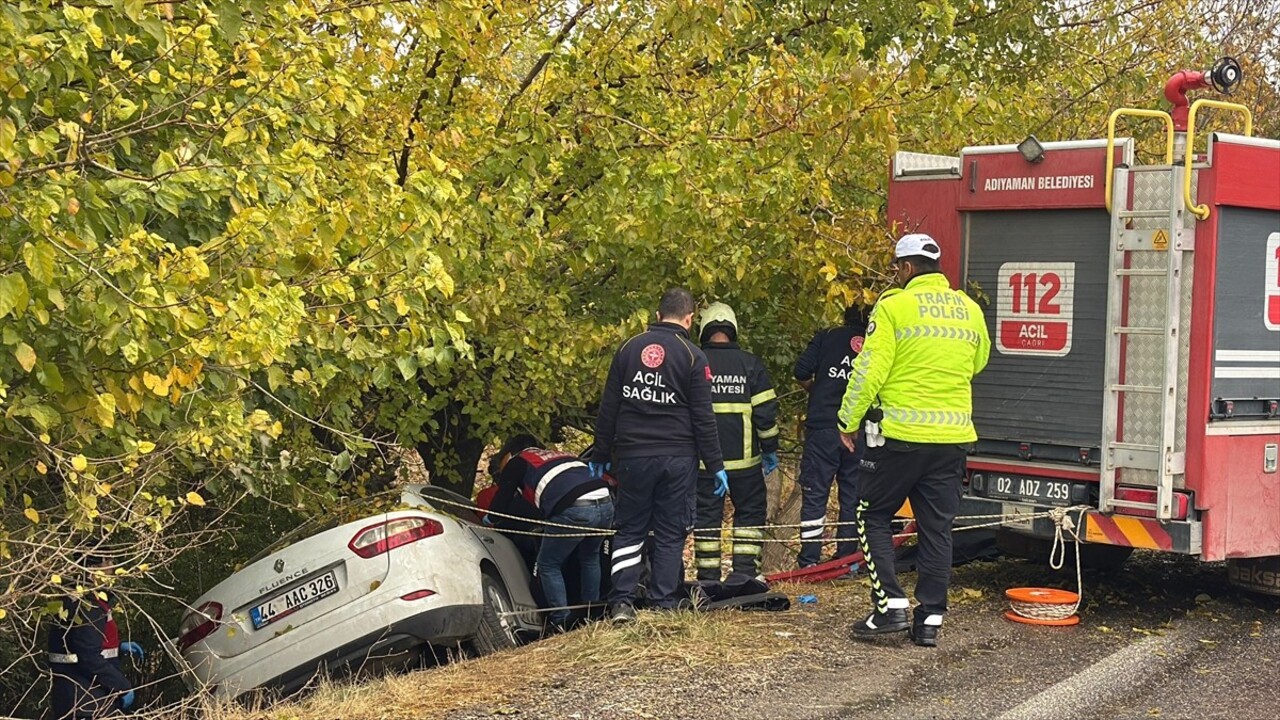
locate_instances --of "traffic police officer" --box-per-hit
[793,304,870,568]
[692,302,779,583]
[839,234,990,647]
[489,435,614,633]
[48,563,140,718]
[592,288,727,621]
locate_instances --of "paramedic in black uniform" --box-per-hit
[793,304,870,568]
[591,288,727,622]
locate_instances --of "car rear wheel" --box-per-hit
[470,571,519,655]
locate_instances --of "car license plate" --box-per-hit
[250,571,339,629]
[983,474,1073,506]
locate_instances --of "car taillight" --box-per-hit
[177,601,223,652]
[348,516,443,559]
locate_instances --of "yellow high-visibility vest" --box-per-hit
[837,273,991,444]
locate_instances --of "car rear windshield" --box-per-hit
[245,491,411,565]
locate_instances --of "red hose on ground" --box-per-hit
[765,521,918,584]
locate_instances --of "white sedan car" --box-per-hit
[175,484,542,701]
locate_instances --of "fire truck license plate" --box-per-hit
[985,474,1072,506]
[250,571,339,629]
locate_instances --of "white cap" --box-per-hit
[894,233,941,260]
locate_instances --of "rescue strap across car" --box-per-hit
[426,493,1093,544]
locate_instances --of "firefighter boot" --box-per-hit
[909,613,942,647]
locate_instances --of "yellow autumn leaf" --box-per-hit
[36,461,48,475]
[15,343,36,372]
[137,440,156,454]
[51,574,62,585]
[0,608,7,620]
[24,507,39,524]
[186,491,206,507]
[71,454,88,472]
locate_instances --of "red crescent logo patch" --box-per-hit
[641,343,666,368]
[851,336,864,353]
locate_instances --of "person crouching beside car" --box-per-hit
[488,435,614,634]
[48,554,144,719]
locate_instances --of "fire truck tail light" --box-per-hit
[1114,487,1190,520]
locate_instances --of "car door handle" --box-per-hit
[481,536,494,544]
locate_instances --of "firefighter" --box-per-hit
[793,303,870,569]
[692,302,779,583]
[591,288,727,622]
[839,234,990,647]
[48,558,141,719]
[488,434,614,633]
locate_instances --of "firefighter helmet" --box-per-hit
[699,302,738,343]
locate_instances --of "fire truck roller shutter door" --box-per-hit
[965,209,1112,457]
[1211,209,1280,411]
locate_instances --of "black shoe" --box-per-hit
[850,608,910,637]
[610,603,637,624]
[909,623,938,647]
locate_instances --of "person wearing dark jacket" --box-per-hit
[793,304,870,568]
[692,302,779,582]
[488,435,613,633]
[592,288,727,621]
[48,560,139,719]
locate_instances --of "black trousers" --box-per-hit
[608,455,697,608]
[855,441,965,618]
[693,466,768,581]
[797,427,862,566]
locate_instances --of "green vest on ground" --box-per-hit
[837,273,991,444]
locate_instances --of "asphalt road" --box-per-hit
[450,550,1280,720]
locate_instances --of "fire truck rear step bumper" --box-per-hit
[959,497,1202,555]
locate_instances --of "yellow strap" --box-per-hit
[750,389,776,406]
[758,425,779,439]
[713,402,752,413]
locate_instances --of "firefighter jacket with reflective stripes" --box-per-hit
[837,273,991,444]
[47,594,131,690]
[492,448,608,518]
[701,341,779,471]
[593,322,725,474]
[793,323,867,430]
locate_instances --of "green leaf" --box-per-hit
[27,405,61,430]
[22,242,56,286]
[0,274,30,318]
[395,355,418,381]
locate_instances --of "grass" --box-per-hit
[193,606,809,720]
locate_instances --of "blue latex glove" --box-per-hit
[713,470,730,498]
[120,641,144,660]
[588,461,609,480]
[121,690,136,710]
[761,452,779,476]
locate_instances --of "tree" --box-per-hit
[1,1,1275,712]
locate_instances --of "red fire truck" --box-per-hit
[886,60,1280,594]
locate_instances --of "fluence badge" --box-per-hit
[640,343,666,368]
[851,336,864,353]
